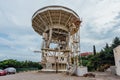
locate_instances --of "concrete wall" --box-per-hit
[46,56,67,63]
[113,45,120,76]
[45,56,67,70]
[46,56,55,63]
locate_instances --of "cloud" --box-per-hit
[0,0,120,61]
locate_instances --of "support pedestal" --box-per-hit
[76,66,88,76]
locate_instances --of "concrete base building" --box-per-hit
[113,45,120,76]
[41,56,67,71]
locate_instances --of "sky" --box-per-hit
[0,0,120,62]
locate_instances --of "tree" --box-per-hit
[93,45,96,55]
[79,37,120,71]
[0,59,43,70]
[96,37,120,71]
[111,37,120,48]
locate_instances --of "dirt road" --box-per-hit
[0,71,120,80]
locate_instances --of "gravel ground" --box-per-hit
[0,71,120,80]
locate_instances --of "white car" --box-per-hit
[4,67,16,74]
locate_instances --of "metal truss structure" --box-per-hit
[32,6,81,72]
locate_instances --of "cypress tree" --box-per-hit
[93,45,96,55]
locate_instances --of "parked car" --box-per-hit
[0,69,7,76]
[4,67,16,74]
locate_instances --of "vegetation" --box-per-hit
[0,37,120,72]
[93,45,96,55]
[0,59,43,72]
[79,37,120,71]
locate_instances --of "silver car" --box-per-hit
[4,67,16,74]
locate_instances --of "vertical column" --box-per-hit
[60,63,61,70]
[63,63,65,70]
[46,28,52,48]
[67,32,70,49]
[78,28,81,66]
[51,63,53,70]
[64,64,66,69]
[66,32,71,71]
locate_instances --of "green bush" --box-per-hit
[16,68,39,72]
[79,37,120,71]
[0,59,43,72]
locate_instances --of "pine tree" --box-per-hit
[112,37,120,48]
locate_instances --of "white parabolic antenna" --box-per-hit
[32,5,81,73]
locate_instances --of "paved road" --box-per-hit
[0,71,120,80]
